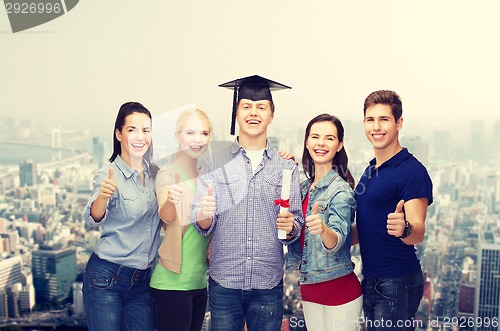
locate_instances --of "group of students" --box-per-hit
[82,75,433,331]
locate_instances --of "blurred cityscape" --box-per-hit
[0,116,499,331]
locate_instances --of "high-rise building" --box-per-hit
[72,282,84,316]
[0,232,18,254]
[474,231,500,331]
[32,245,77,305]
[92,136,104,168]
[493,120,500,158]
[6,284,21,318]
[432,130,452,161]
[470,120,486,161]
[18,160,38,187]
[0,256,22,290]
[0,291,7,320]
[18,284,35,313]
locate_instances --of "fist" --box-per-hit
[200,184,216,218]
[167,184,183,205]
[306,202,325,235]
[98,167,117,200]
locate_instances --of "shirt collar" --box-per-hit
[231,137,272,159]
[313,168,341,188]
[369,147,411,168]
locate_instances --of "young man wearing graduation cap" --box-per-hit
[191,75,304,331]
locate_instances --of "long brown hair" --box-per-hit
[301,113,355,189]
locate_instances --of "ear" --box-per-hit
[397,117,403,131]
[337,140,344,153]
[115,128,122,142]
[175,131,180,145]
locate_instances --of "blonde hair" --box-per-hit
[175,108,212,135]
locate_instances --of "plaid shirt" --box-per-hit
[192,140,304,290]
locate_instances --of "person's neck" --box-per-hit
[237,135,267,150]
[312,164,332,186]
[122,154,144,172]
[373,143,403,168]
[173,152,198,179]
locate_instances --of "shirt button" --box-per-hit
[248,237,252,241]
[368,175,372,179]
[247,257,251,260]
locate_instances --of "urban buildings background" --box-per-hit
[0,115,499,331]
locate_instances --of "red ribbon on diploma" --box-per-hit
[274,199,290,208]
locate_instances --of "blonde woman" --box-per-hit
[150,109,212,331]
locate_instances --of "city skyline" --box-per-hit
[2,1,500,143]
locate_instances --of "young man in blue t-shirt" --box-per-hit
[353,90,433,331]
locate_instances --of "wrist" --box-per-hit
[398,220,412,238]
[287,224,297,237]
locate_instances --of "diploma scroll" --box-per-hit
[276,169,292,239]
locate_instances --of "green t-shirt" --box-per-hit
[150,225,210,290]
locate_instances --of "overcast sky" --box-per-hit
[1,1,500,141]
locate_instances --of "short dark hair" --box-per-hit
[363,90,403,121]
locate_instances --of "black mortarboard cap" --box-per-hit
[219,75,291,135]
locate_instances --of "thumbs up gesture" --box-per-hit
[200,183,216,218]
[387,200,405,237]
[306,202,325,235]
[167,173,183,205]
[98,167,117,200]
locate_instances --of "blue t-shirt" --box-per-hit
[355,148,433,278]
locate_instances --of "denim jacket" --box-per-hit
[286,169,356,284]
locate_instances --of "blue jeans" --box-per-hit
[361,271,424,331]
[208,277,283,331]
[83,253,154,331]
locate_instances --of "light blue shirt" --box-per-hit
[83,155,161,269]
[191,140,304,290]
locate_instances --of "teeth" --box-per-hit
[248,120,259,124]
[132,143,145,148]
[372,134,384,139]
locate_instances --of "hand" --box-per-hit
[276,211,295,234]
[279,151,298,166]
[98,167,117,200]
[167,184,183,205]
[200,184,216,218]
[306,202,325,235]
[387,200,405,237]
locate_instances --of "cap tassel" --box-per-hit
[230,86,238,135]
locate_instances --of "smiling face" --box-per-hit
[364,103,402,152]
[306,121,343,170]
[115,112,152,166]
[176,113,211,159]
[235,99,274,140]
